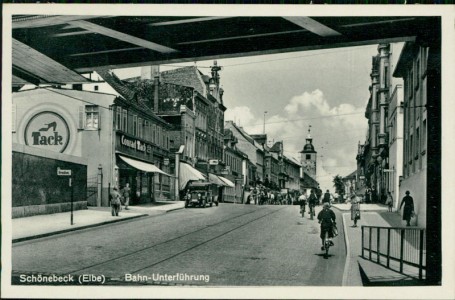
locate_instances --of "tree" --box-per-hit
[333,175,345,203]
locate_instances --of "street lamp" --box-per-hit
[263,111,268,134]
[175,145,185,200]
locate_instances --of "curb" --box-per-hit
[164,206,185,213]
[12,214,148,243]
[341,213,350,286]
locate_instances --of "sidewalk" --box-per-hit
[12,201,185,243]
[334,204,425,286]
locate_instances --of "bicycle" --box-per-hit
[309,204,315,220]
[323,231,332,258]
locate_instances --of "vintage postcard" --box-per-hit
[2,3,454,299]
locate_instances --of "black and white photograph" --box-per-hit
[2,4,454,299]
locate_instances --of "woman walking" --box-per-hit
[350,194,361,227]
[386,191,394,212]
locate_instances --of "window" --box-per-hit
[138,117,143,138]
[94,85,99,91]
[422,119,427,153]
[152,124,156,143]
[410,134,414,173]
[122,109,128,132]
[132,115,137,136]
[384,65,389,88]
[416,127,421,169]
[85,105,99,129]
[116,107,122,130]
[144,120,149,140]
[306,154,311,160]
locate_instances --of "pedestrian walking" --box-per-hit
[386,191,393,212]
[122,183,131,210]
[365,188,371,203]
[350,194,361,227]
[110,187,122,217]
[400,191,415,226]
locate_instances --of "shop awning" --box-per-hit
[179,162,206,190]
[208,173,226,186]
[218,176,235,188]
[119,155,170,176]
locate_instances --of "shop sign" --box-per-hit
[209,159,219,165]
[24,111,70,153]
[163,158,170,166]
[57,168,72,176]
[121,135,152,154]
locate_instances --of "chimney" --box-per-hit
[141,65,160,112]
[153,67,159,113]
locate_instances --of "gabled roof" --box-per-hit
[284,155,302,167]
[269,141,282,153]
[226,121,264,152]
[344,170,357,179]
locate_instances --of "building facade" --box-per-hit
[223,129,247,203]
[387,85,404,210]
[361,43,404,204]
[12,87,173,210]
[225,121,265,189]
[393,42,430,227]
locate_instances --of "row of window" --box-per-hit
[224,151,241,173]
[115,106,169,149]
[403,47,428,178]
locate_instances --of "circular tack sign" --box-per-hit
[24,111,70,153]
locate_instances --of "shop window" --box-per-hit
[85,105,100,130]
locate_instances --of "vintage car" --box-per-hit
[184,181,219,208]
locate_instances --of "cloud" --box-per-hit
[227,89,367,191]
[225,106,256,128]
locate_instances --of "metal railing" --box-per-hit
[86,176,99,206]
[361,226,426,280]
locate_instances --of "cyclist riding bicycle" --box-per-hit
[308,189,318,218]
[317,202,336,250]
[298,192,307,214]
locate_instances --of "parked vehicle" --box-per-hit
[185,182,219,208]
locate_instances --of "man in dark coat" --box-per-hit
[317,202,336,250]
[400,190,415,226]
[322,189,332,205]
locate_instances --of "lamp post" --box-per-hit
[175,145,185,200]
[263,111,268,134]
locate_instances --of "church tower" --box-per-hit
[300,126,317,180]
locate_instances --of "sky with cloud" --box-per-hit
[115,43,404,191]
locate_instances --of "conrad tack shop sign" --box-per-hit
[24,111,70,153]
[120,134,152,154]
